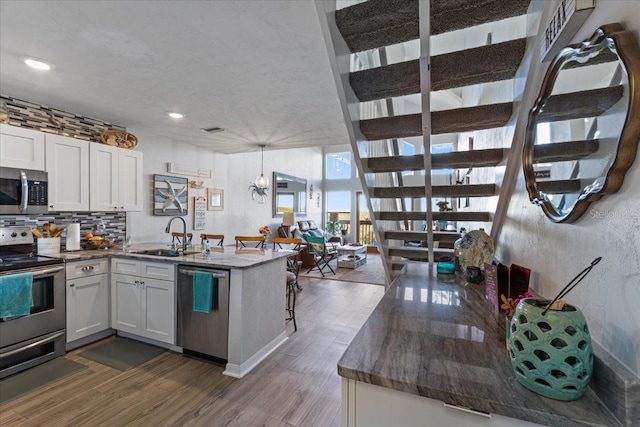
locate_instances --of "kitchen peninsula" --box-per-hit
[57,245,292,378]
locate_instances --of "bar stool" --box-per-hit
[171,232,192,248]
[200,233,224,246]
[234,235,265,249]
[273,237,302,332]
[272,237,303,292]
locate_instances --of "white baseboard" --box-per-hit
[223,332,287,378]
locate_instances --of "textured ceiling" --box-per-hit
[0,1,350,154]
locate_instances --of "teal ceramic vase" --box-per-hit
[508,298,593,401]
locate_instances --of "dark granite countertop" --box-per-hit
[47,243,292,269]
[337,272,619,427]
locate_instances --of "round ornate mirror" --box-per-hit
[523,23,640,223]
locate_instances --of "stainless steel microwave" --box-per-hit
[0,167,48,214]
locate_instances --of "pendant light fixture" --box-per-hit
[255,144,269,189]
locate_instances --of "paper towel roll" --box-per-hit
[66,223,81,251]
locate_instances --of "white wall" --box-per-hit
[497,1,640,376]
[127,128,324,247]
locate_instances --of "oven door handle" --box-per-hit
[0,331,65,359]
[32,265,65,278]
[19,170,29,213]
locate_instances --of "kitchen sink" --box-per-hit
[129,248,204,257]
[132,249,181,257]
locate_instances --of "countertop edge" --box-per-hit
[45,245,292,269]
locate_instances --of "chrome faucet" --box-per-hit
[165,216,188,253]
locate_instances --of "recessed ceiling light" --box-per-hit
[21,56,54,71]
[168,112,184,119]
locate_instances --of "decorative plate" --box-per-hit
[458,229,494,269]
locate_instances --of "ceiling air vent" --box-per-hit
[201,126,224,134]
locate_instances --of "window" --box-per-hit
[401,141,415,177]
[327,191,351,213]
[432,144,453,176]
[326,152,352,180]
[327,191,351,234]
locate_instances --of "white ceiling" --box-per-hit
[0,1,350,154]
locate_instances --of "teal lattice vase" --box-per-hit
[508,298,593,401]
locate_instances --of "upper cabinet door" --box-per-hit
[45,134,89,211]
[89,144,120,211]
[119,149,143,212]
[89,144,143,211]
[0,124,46,170]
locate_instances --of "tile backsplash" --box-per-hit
[0,213,126,248]
[1,94,125,142]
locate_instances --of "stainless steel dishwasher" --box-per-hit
[176,265,230,362]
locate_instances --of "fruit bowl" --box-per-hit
[86,238,116,250]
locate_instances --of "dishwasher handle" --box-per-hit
[178,268,227,279]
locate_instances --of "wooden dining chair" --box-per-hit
[235,235,265,249]
[200,233,224,246]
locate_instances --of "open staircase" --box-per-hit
[315,0,624,283]
[321,0,532,276]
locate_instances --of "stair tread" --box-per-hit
[533,139,600,163]
[538,86,623,122]
[360,103,513,141]
[372,184,497,198]
[351,38,526,102]
[388,246,454,260]
[336,0,418,53]
[385,230,460,240]
[363,148,508,173]
[537,179,582,194]
[336,0,529,53]
[376,211,493,222]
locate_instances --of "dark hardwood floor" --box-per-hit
[0,276,385,427]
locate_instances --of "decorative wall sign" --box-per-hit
[154,174,188,216]
[194,196,206,230]
[540,0,595,62]
[167,162,211,178]
[208,188,224,211]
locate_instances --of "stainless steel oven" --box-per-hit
[0,166,49,215]
[0,226,65,378]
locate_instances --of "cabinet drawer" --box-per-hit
[140,262,175,281]
[66,258,109,279]
[110,258,175,280]
[111,258,140,275]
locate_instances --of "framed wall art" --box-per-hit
[193,196,206,230]
[154,174,188,216]
[208,188,224,211]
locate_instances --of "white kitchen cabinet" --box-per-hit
[110,258,175,344]
[89,144,143,211]
[66,259,110,343]
[342,379,543,427]
[0,124,46,170]
[45,134,89,211]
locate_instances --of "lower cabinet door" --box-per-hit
[141,278,175,344]
[111,273,142,334]
[66,274,109,342]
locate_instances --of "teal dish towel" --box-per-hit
[193,272,218,313]
[0,272,33,319]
